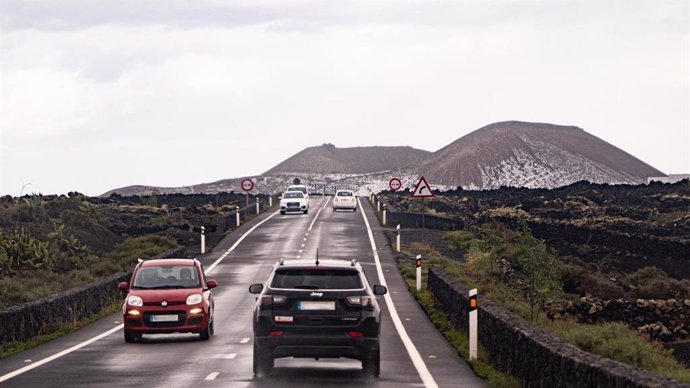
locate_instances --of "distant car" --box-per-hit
[249,258,387,377]
[286,184,309,199]
[118,258,217,342]
[280,191,309,215]
[333,189,357,211]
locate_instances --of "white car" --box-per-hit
[286,184,309,199]
[333,190,357,211]
[280,191,309,215]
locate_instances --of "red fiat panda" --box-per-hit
[118,258,217,342]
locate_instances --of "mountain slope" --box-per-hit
[415,121,665,189]
[264,143,432,175]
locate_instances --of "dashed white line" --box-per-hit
[205,372,220,381]
[307,197,331,232]
[357,197,439,388]
[240,337,250,344]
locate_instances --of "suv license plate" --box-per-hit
[150,314,178,322]
[298,301,335,311]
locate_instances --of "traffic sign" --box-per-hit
[388,178,402,192]
[412,176,434,198]
[293,178,301,185]
[241,179,254,192]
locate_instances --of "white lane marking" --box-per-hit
[357,197,438,388]
[307,197,331,232]
[0,324,123,383]
[211,353,237,360]
[0,211,278,383]
[205,372,220,380]
[240,337,250,344]
[206,210,280,274]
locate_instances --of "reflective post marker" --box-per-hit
[201,226,206,255]
[256,197,260,215]
[469,288,478,360]
[236,206,241,227]
[382,204,387,225]
[416,255,422,292]
[396,224,401,252]
[269,196,272,207]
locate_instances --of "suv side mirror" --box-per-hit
[118,282,129,291]
[207,279,218,289]
[249,283,264,294]
[373,285,387,295]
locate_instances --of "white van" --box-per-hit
[286,185,309,199]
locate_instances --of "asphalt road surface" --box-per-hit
[0,197,487,388]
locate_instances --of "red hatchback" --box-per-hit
[118,258,217,342]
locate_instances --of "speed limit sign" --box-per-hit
[241,179,254,192]
[389,178,402,191]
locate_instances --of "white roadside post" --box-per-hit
[469,288,478,360]
[236,206,241,227]
[377,197,381,212]
[269,196,272,207]
[200,226,206,255]
[256,197,260,215]
[382,204,387,225]
[415,255,422,292]
[396,224,401,252]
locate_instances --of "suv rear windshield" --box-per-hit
[271,268,362,290]
[336,191,353,197]
[287,186,307,194]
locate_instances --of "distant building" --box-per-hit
[647,174,690,184]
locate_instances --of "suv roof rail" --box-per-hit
[279,258,284,266]
[351,259,356,266]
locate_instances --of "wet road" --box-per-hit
[0,197,486,388]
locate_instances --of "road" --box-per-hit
[0,197,486,388]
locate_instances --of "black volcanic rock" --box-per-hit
[415,121,665,189]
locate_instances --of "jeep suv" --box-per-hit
[249,259,387,377]
[118,258,217,342]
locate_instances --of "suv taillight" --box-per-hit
[260,295,287,307]
[346,296,375,310]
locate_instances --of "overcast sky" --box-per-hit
[1,0,688,196]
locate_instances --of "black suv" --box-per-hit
[249,258,387,377]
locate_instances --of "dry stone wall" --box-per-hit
[428,267,689,388]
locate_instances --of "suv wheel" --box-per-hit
[303,209,308,214]
[362,344,380,377]
[199,318,213,340]
[253,340,274,377]
[124,330,138,343]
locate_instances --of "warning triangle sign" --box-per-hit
[412,176,434,198]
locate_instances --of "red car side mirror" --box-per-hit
[207,279,218,289]
[118,282,129,291]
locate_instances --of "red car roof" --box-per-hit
[139,258,196,267]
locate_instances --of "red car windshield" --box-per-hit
[132,266,201,289]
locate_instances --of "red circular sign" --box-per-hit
[241,179,254,192]
[389,178,402,191]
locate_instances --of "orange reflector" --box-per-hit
[269,331,284,337]
[470,299,477,308]
[348,331,364,338]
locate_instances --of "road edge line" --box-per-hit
[357,197,438,388]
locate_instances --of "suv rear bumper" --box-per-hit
[256,334,379,360]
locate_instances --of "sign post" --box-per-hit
[412,177,434,229]
[469,288,478,360]
[241,179,254,206]
[415,255,422,292]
